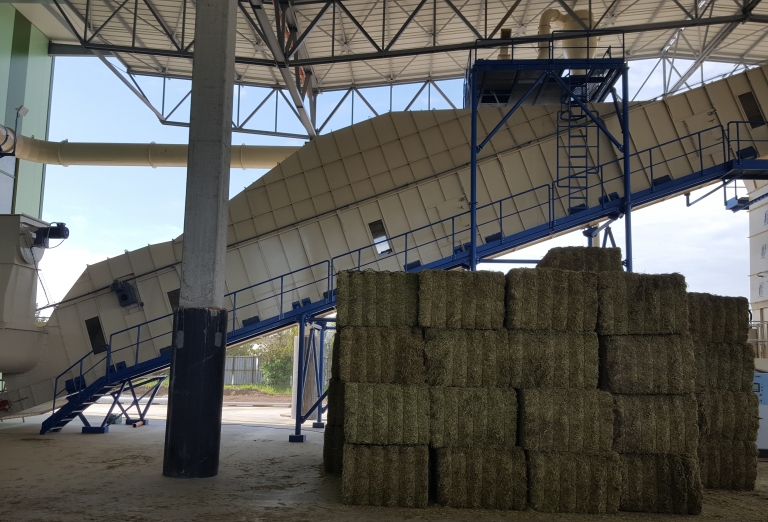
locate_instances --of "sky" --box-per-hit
[35,56,750,313]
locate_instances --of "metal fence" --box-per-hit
[225,356,263,385]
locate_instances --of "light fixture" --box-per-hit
[16,105,29,117]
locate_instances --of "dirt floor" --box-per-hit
[149,386,292,404]
[1,405,766,522]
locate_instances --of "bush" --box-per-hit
[254,327,296,386]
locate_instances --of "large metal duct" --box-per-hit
[0,125,301,169]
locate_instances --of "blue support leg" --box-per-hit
[290,315,307,442]
[622,65,633,272]
[313,327,325,429]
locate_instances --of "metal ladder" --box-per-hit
[557,76,600,215]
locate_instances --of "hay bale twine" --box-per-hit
[697,391,759,441]
[599,335,695,394]
[341,444,429,507]
[434,446,527,510]
[344,383,429,445]
[619,453,703,514]
[597,272,688,335]
[697,439,758,490]
[429,387,517,448]
[517,331,599,389]
[538,246,624,272]
[419,270,505,329]
[519,389,613,453]
[528,451,622,514]
[612,394,698,455]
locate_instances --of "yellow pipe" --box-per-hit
[0,125,301,169]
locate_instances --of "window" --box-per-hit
[762,245,766,259]
[368,220,392,255]
[738,92,765,129]
[760,283,764,298]
[167,288,180,310]
[85,316,107,354]
[753,383,761,393]
[764,210,768,225]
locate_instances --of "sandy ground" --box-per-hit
[147,386,293,404]
[1,404,767,522]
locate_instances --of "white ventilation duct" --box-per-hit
[537,9,599,63]
[0,125,301,169]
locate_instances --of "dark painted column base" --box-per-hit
[163,307,227,478]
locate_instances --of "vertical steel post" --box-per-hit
[622,65,633,272]
[470,68,479,271]
[290,316,307,442]
[313,327,325,428]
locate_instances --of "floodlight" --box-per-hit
[16,106,29,117]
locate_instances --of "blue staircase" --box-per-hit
[40,121,768,435]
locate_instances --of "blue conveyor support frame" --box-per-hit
[39,120,768,438]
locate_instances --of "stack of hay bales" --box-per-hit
[597,270,703,515]
[689,292,759,490]
[326,270,430,507]
[506,267,621,514]
[421,270,527,511]
[538,246,624,273]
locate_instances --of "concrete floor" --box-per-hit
[1,404,767,522]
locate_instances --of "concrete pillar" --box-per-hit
[163,0,237,479]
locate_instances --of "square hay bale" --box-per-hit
[337,327,426,384]
[429,387,517,448]
[694,342,755,392]
[599,335,695,394]
[597,272,688,335]
[697,391,759,441]
[336,270,419,327]
[517,331,599,389]
[528,451,622,514]
[619,453,703,514]
[688,293,750,343]
[434,446,527,510]
[697,439,758,490]
[418,270,505,330]
[341,444,429,507]
[519,389,613,453]
[612,395,698,455]
[506,268,598,331]
[326,378,345,427]
[538,246,624,272]
[343,383,429,445]
[323,424,345,474]
[331,331,340,380]
[425,329,518,388]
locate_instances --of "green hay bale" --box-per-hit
[344,383,429,445]
[520,331,598,389]
[341,444,429,507]
[336,270,419,327]
[697,438,758,490]
[694,341,756,392]
[697,391,759,441]
[429,387,516,448]
[519,389,613,453]
[538,246,624,272]
[597,272,688,335]
[337,327,425,384]
[434,446,527,510]
[323,424,345,474]
[331,332,340,380]
[506,268,594,331]
[418,270,505,330]
[326,378,345,427]
[688,293,750,343]
[528,451,621,514]
[619,453,702,514]
[425,329,517,388]
[599,335,695,394]
[612,395,698,455]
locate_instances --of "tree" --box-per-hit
[254,327,296,386]
[227,342,257,356]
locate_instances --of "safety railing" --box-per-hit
[728,121,768,163]
[51,121,768,413]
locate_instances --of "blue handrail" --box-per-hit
[50,120,767,414]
